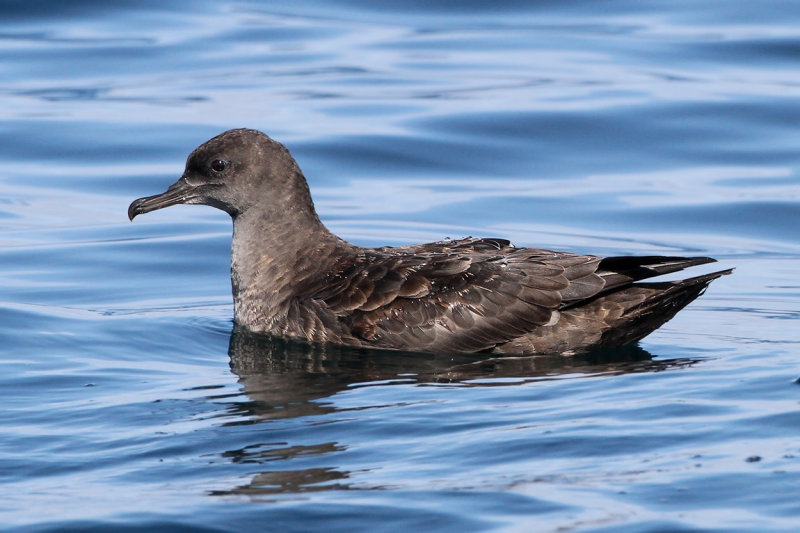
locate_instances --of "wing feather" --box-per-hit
[314,243,586,351]
[306,238,720,353]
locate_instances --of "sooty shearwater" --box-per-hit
[129,128,731,355]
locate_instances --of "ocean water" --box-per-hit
[1,1,799,531]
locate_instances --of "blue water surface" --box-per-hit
[1,1,799,531]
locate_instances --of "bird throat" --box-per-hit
[229,208,346,333]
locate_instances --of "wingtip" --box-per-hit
[681,256,718,267]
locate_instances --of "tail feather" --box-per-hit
[597,268,733,347]
[494,268,732,355]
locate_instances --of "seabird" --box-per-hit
[129,128,731,354]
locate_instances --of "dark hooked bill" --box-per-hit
[128,178,193,220]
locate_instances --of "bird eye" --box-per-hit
[211,160,228,173]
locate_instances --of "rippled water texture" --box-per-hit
[1,1,799,531]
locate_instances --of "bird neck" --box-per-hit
[229,203,351,333]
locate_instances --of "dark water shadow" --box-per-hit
[227,326,701,408]
[210,326,703,499]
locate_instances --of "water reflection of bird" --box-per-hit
[215,327,701,498]
[227,325,698,418]
[130,129,731,355]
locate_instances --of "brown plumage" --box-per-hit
[128,128,731,355]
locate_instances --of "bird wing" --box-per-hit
[312,238,607,352]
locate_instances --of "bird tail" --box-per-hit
[596,268,733,347]
[495,268,731,355]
